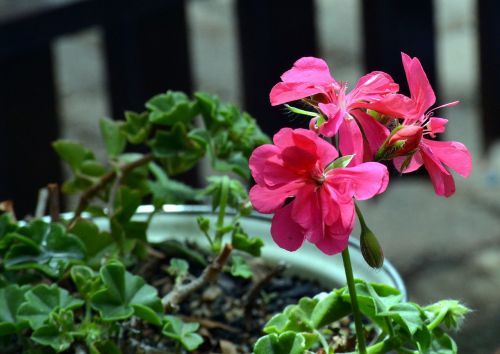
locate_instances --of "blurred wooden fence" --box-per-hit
[0,0,498,216]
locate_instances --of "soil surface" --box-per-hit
[119,242,376,353]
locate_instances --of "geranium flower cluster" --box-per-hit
[250,53,472,255]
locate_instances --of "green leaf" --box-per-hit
[91,261,163,325]
[148,162,201,205]
[70,265,102,300]
[150,123,205,175]
[424,328,457,354]
[4,221,87,278]
[17,284,84,330]
[231,226,264,257]
[52,140,95,172]
[100,118,126,158]
[204,176,249,211]
[69,219,115,266]
[230,255,252,279]
[162,315,204,351]
[264,297,318,334]
[0,284,30,335]
[310,289,351,329]
[254,332,307,354]
[146,91,199,126]
[90,340,122,354]
[424,300,470,330]
[0,213,18,251]
[123,111,151,144]
[167,258,189,278]
[31,310,75,352]
[326,154,355,170]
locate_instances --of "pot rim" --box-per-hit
[137,204,407,299]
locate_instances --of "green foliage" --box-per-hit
[0,284,30,335]
[17,284,84,330]
[230,255,252,279]
[231,223,264,257]
[100,118,126,158]
[150,123,206,175]
[146,91,199,126]
[162,316,204,351]
[254,332,307,354]
[255,280,468,354]
[90,261,163,325]
[4,221,86,278]
[69,220,115,267]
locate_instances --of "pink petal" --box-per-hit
[318,103,345,137]
[249,182,302,213]
[289,128,339,169]
[349,71,399,103]
[328,162,389,200]
[281,57,337,87]
[401,52,436,118]
[262,157,302,187]
[291,184,323,244]
[357,93,416,120]
[249,144,280,185]
[352,110,389,156]
[320,184,340,226]
[422,138,472,177]
[420,145,455,197]
[273,128,294,149]
[271,203,306,252]
[314,199,354,255]
[270,82,328,106]
[338,116,365,166]
[393,151,424,173]
[428,117,448,136]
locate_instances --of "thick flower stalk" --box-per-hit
[249,128,389,255]
[270,57,398,165]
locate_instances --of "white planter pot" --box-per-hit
[115,205,407,298]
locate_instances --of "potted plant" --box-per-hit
[0,52,469,354]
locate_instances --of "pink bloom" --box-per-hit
[270,57,398,165]
[372,53,472,197]
[249,128,389,255]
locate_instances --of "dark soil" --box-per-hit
[120,242,377,354]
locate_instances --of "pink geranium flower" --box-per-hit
[249,128,389,255]
[270,57,398,165]
[368,53,472,197]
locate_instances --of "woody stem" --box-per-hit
[342,247,367,354]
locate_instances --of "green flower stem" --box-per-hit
[427,304,449,331]
[341,247,367,354]
[214,175,229,252]
[314,329,330,353]
[354,203,367,229]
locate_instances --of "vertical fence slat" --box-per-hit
[478,0,500,151]
[103,0,192,118]
[0,44,61,216]
[361,0,437,95]
[236,0,318,136]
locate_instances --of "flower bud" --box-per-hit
[360,226,384,269]
[386,125,423,157]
